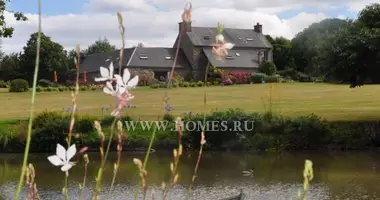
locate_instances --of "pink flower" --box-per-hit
[212,42,234,61]
[181,1,192,22]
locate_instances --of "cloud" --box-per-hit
[2,0,357,54]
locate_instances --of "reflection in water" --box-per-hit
[0,152,380,199]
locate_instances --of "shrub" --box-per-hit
[190,82,197,87]
[90,86,97,91]
[182,82,189,87]
[80,86,87,91]
[36,87,43,92]
[173,82,179,88]
[58,87,65,92]
[172,73,184,85]
[163,113,175,122]
[9,79,29,92]
[44,87,53,92]
[278,68,312,82]
[206,82,212,86]
[260,61,277,75]
[251,73,267,83]
[150,84,159,89]
[0,80,7,88]
[196,81,204,87]
[159,82,166,88]
[230,72,251,84]
[230,76,237,84]
[221,78,233,85]
[38,79,58,87]
[264,75,280,83]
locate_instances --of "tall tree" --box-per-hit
[0,52,21,80]
[357,3,380,28]
[265,35,295,71]
[291,18,349,75]
[85,37,116,54]
[321,4,380,87]
[19,32,69,83]
[0,0,27,38]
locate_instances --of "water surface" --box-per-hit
[1,152,380,200]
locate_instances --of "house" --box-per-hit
[80,22,273,83]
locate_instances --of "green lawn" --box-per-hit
[1,83,380,121]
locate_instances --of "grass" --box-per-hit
[1,83,380,121]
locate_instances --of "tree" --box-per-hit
[265,35,295,71]
[0,0,27,38]
[358,3,380,28]
[85,37,116,54]
[291,18,349,75]
[321,4,380,87]
[0,52,22,80]
[19,32,69,83]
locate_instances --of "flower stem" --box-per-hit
[133,125,157,200]
[14,1,41,199]
[185,63,209,200]
[92,118,118,200]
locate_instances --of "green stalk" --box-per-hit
[185,62,210,200]
[14,0,42,199]
[133,125,157,200]
[92,118,118,199]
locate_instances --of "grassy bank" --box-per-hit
[2,83,380,121]
[1,110,380,153]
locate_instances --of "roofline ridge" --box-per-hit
[126,47,137,67]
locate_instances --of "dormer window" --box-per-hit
[203,35,210,40]
[246,38,253,41]
[165,56,172,60]
[139,54,148,59]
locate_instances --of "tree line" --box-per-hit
[0,3,379,87]
[266,3,380,87]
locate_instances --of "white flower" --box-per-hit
[216,34,224,43]
[224,43,234,49]
[47,144,76,172]
[95,62,114,82]
[103,81,117,96]
[114,68,139,95]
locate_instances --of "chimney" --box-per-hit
[178,21,192,33]
[254,22,262,33]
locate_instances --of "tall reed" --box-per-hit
[14,0,42,198]
[91,12,128,199]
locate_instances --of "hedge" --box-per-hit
[1,109,380,152]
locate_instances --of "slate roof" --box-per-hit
[79,48,135,73]
[186,26,272,48]
[128,47,190,69]
[202,48,261,68]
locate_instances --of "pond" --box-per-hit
[1,151,380,200]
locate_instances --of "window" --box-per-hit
[165,56,172,60]
[139,54,148,59]
[246,38,253,41]
[203,35,210,40]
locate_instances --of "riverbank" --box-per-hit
[1,109,380,153]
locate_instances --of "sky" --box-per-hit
[2,0,377,54]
